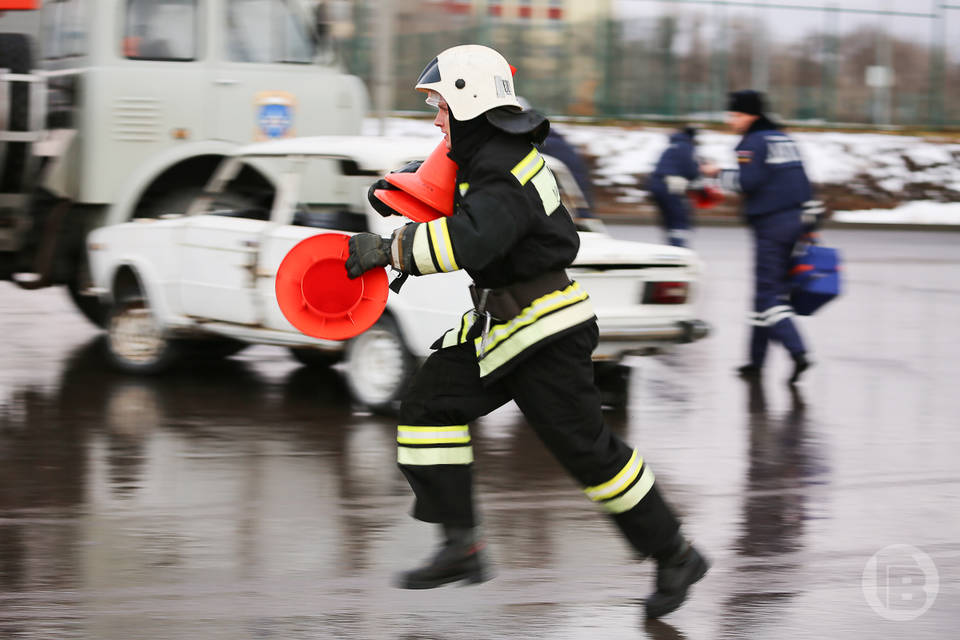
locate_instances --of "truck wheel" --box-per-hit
[67,255,108,328]
[343,316,414,415]
[290,347,343,368]
[105,294,179,374]
[0,33,33,192]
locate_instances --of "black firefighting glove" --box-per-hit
[366,160,424,217]
[345,232,392,279]
[802,199,827,232]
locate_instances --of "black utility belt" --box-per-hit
[469,270,571,323]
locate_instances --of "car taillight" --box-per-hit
[644,281,688,304]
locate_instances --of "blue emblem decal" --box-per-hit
[258,103,293,139]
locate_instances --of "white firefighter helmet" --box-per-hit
[415,45,522,121]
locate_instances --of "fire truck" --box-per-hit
[0,0,368,324]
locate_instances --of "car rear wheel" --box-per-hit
[343,316,414,414]
[105,295,178,374]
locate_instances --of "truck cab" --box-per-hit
[0,0,368,322]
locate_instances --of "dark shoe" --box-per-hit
[645,541,709,619]
[395,527,492,589]
[789,354,811,385]
[737,363,762,379]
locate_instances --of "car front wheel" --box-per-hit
[105,296,178,374]
[343,316,414,414]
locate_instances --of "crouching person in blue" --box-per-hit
[648,126,699,247]
[345,45,708,619]
[702,90,820,384]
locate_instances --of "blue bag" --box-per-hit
[790,242,841,316]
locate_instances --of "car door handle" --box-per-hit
[214,78,239,86]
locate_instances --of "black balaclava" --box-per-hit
[447,106,550,164]
[447,110,500,165]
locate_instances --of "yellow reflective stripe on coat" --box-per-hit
[439,311,476,349]
[427,217,459,272]
[459,310,476,342]
[458,182,470,196]
[511,148,545,185]
[530,163,561,215]
[477,299,595,378]
[584,450,643,501]
[397,425,470,445]
[479,282,590,355]
[398,446,474,466]
[440,327,459,348]
[412,223,437,274]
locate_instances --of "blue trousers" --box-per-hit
[748,210,807,365]
[650,179,691,248]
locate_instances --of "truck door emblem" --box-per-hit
[255,91,297,140]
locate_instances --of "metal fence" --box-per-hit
[338,1,960,128]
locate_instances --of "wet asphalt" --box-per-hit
[1,225,958,639]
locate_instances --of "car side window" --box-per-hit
[203,163,273,221]
[123,0,198,61]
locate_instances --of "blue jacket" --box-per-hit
[651,130,699,185]
[719,117,812,219]
[539,129,594,216]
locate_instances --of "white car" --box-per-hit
[87,136,708,411]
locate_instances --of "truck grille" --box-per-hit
[112,97,162,142]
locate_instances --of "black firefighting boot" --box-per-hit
[645,534,709,619]
[395,525,492,589]
[789,353,811,385]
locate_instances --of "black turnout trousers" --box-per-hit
[397,322,681,558]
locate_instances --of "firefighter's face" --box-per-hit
[433,98,451,149]
[727,111,758,134]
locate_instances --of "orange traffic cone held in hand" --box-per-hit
[382,142,458,220]
[373,187,448,224]
[275,233,389,340]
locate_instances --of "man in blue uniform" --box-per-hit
[702,90,818,384]
[648,126,699,247]
[345,45,708,619]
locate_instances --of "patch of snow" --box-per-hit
[833,201,960,225]
[903,145,953,167]
[363,117,960,224]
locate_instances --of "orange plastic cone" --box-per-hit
[373,187,446,223]
[384,142,458,216]
[689,185,724,210]
[275,233,388,341]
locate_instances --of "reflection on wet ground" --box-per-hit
[1,227,958,639]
